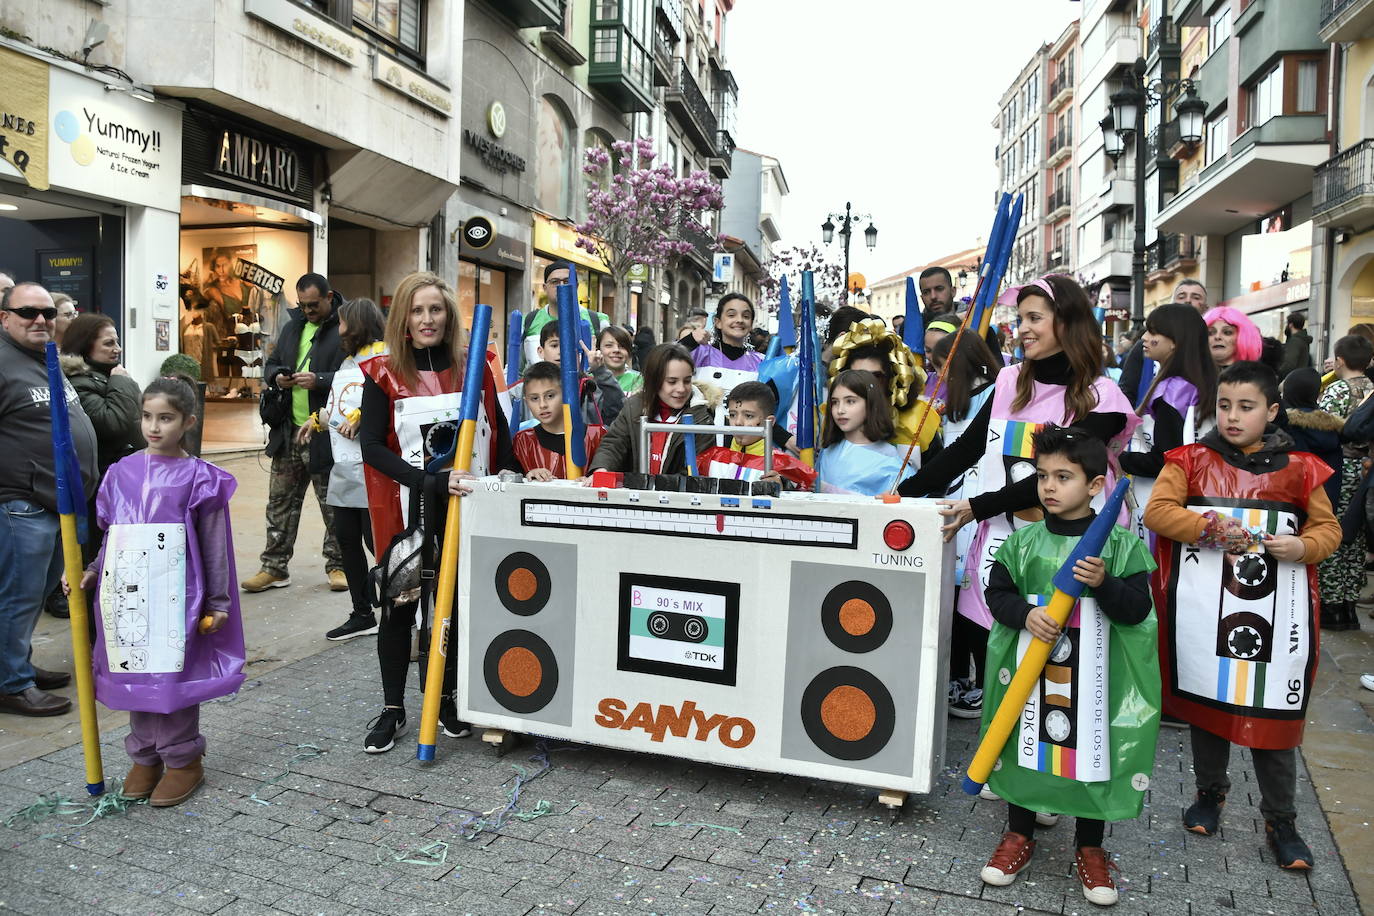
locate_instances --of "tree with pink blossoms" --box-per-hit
[575,136,724,308]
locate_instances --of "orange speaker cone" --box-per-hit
[498,646,543,698]
[507,567,538,603]
[820,684,876,742]
[838,598,876,637]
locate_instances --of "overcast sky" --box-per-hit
[728,0,1081,283]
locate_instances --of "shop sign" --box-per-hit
[36,248,93,307]
[712,253,735,284]
[463,129,526,174]
[234,257,285,296]
[182,109,316,210]
[1106,306,1129,322]
[487,101,507,139]
[533,214,609,274]
[373,54,453,117]
[243,0,363,67]
[460,226,527,271]
[463,215,495,250]
[0,47,49,191]
[47,67,181,211]
[627,263,649,282]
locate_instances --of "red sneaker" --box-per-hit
[980,831,1035,887]
[1074,846,1120,906]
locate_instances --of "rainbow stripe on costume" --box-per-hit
[1222,506,1280,537]
[1216,655,1266,707]
[1001,420,1043,458]
[1036,742,1076,779]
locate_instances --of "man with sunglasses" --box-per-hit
[241,273,346,593]
[0,282,97,716]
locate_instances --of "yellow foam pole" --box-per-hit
[59,513,103,795]
[562,404,583,479]
[416,419,476,761]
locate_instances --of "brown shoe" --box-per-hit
[122,763,163,800]
[150,759,204,807]
[0,686,72,717]
[241,570,290,593]
[32,665,72,690]
[327,569,348,592]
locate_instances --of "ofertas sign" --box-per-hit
[47,67,180,211]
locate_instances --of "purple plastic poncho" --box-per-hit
[92,453,245,714]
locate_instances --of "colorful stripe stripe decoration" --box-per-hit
[1002,420,1043,458]
[1038,742,1077,780]
[1225,506,1279,535]
[1216,656,1267,708]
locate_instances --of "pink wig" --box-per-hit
[1202,306,1263,362]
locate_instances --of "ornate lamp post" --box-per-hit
[821,201,877,305]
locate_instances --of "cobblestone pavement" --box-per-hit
[0,637,1362,916]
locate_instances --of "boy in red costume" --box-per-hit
[1144,361,1341,870]
[513,360,604,481]
[696,381,817,490]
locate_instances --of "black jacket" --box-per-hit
[264,295,344,469]
[1279,330,1313,378]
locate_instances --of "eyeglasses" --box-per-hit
[4,307,58,321]
[546,276,570,287]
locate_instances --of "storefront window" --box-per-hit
[459,259,508,357]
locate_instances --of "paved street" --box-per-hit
[0,454,1369,915]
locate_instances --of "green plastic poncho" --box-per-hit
[980,521,1162,821]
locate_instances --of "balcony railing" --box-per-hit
[1146,233,1198,272]
[1315,138,1374,216]
[1046,243,1071,271]
[1047,187,1072,214]
[677,217,716,268]
[1149,15,1180,57]
[1048,128,1073,156]
[656,0,683,40]
[1049,69,1072,101]
[665,59,717,154]
[1321,0,1364,30]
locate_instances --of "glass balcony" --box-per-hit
[589,3,656,114]
[489,0,562,29]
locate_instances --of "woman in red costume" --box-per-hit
[358,272,518,754]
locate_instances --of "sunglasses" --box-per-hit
[4,306,58,321]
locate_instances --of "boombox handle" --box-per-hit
[637,417,774,476]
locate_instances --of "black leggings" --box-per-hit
[332,507,374,615]
[377,599,457,708]
[948,609,989,685]
[1008,804,1105,848]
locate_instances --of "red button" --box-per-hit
[883,520,915,552]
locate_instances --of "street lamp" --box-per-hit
[820,202,877,305]
[1100,57,1206,331]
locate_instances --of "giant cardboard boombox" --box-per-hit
[456,480,954,797]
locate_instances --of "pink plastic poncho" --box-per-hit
[92,453,245,714]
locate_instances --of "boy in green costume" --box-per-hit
[977,426,1160,907]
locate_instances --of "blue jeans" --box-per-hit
[0,500,64,694]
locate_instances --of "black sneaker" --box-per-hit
[1265,819,1314,870]
[950,682,984,719]
[364,707,407,753]
[44,590,69,619]
[326,613,379,641]
[439,697,472,738]
[1184,789,1226,836]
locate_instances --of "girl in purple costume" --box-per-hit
[679,292,763,385]
[80,375,244,807]
[1120,304,1217,540]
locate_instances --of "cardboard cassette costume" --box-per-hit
[360,350,501,549]
[981,521,1160,820]
[92,454,245,715]
[1151,442,1330,750]
[1126,376,1200,542]
[959,364,1138,629]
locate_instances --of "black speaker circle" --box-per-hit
[799,666,895,761]
[495,552,552,615]
[483,629,559,714]
[820,581,893,653]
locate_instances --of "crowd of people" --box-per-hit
[1,260,1372,906]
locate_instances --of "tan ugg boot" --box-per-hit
[122,763,163,800]
[150,758,204,807]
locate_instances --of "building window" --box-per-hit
[537,96,575,218]
[1297,60,1319,111]
[1209,4,1231,51]
[354,0,423,63]
[1246,64,1282,129]
[1206,113,1228,164]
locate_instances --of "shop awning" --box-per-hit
[327,148,457,230]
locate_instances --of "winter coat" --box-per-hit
[60,354,145,475]
[1279,329,1314,378]
[1282,406,1343,507]
[262,296,345,469]
[588,381,723,474]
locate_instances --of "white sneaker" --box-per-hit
[1360,673,1374,692]
[1035,812,1060,827]
[979,784,999,801]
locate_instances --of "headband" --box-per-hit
[928,320,958,335]
[1027,277,1057,302]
